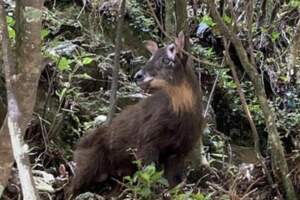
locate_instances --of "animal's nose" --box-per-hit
[134,70,145,82]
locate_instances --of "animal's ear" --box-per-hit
[166,32,185,60]
[175,31,185,52]
[145,40,158,55]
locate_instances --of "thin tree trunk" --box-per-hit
[0,118,12,197]
[0,0,44,199]
[0,87,9,195]
[165,0,176,38]
[107,0,126,124]
[288,19,300,84]
[175,0,189,50]
[0,2,14,194]
[207,1,296,199]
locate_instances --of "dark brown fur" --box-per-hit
[69,34,204,197]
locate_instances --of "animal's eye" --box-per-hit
[162,57,173,66]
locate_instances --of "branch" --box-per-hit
[107,0,126,124]
[245,0,255,65]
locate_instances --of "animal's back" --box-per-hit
[107,89,201,163]
[106,90,171,154]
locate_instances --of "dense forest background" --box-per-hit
[0,0,300,199]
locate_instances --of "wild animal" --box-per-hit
[69,32,204,197]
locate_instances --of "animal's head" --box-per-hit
[134,32,189,92]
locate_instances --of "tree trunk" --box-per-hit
[175,0,189,50]
[107,0,126,124]
[207,1,296,199]
[257,0,279,42]
[0,118,12,197]
[288,19,300,84]
[165,0,176,38]
[0,0,44,199]
[0,96,5,125]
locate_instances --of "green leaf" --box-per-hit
[200,15,216,27]
[140,187,151,198]
[6,16,16,40]
[223,14,232,25]
[271,31,280,42]
[192,193,206,200]
[145,164,156,175]
[41,29,50,40]
[139,172,150,183]
[6,16,15,26]
[82,57,93,65]
[8,26,16,40]
[58,57,71,71]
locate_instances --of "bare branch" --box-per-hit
[107,0,127,124]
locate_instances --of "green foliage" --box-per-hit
[170,189,207,200]
[41,29,50,40]
[123,161,208,200]
[6,16,15,26]
[204,48,216,59]
[290,0,300,7]
[219,68,237,90]
[271,31,280,43]
[123,163,169,199]
[218,67,265,126]
[82,57,93,65]
[222,14,232,25]
[199,15,216,27]
[58,57,72,71]
[128,0,156,32]
[273,94,300,132]
[191,45,217,61]
[6,16,16,40]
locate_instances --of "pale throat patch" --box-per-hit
[143,75,154,83]
[150,79,195,113]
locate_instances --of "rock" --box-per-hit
[75,192,105,200]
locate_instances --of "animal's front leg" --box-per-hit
[136,146,159,167]
[164,154,185,187]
